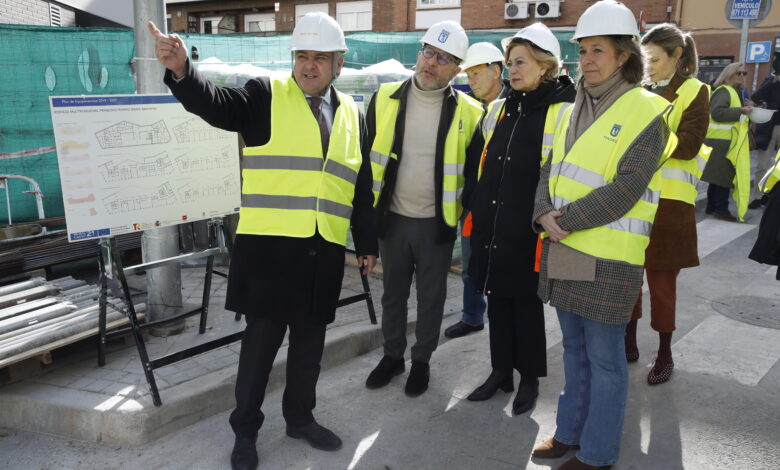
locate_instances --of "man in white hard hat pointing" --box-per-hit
[149,13,377,470]
[364,21,484,397]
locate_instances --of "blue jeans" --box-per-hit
[554,309,629,467]
[460,233,486,326]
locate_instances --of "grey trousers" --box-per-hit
[379,212,454,363]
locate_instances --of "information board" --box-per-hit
[49,94,241,242]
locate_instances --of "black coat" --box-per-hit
[164,60,378,325]
[749,186,780,279]
[751,77,780,150]
[468,76,575,298]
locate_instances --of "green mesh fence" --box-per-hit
[0,24,577,224]
[0,24,135,225]
[182,29,579,70]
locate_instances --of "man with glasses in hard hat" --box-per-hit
[444,41,510,340]
[365,21,484,397]
[148,12,377,470]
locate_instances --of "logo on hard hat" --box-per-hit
[610,124,622,138]
[438,30,450,43]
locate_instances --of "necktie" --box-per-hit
[308,96,330,156]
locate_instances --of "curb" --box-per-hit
[0,309,459,446]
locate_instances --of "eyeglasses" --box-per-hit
[735,71,748,76]
[421,46,458,66]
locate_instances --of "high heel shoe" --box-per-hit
[467,370,513,401]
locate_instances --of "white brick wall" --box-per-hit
[0,0,76,27]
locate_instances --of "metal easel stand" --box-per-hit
[97,217,239,407]
[233,244,377,325]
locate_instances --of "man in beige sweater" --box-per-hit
[364,21,485,396]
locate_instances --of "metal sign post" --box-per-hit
[730,0,762,62]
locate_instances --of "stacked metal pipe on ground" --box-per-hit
[0,277,145,363]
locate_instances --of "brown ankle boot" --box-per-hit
[557,456,612,469]
[532,437,579,458]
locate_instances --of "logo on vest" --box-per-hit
[438,30,450,43]
[610,124,622,137]
[458,119,463,131]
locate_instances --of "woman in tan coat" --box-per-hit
[624,23,710,385]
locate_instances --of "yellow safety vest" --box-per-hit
[548,88,677,266]
[369,81,483,227]
[238,77,362,246]
[479,99,572,179]
[705,84,751,220]
[759,148,780,193]
[660,77,712,205]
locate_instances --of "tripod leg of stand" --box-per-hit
[359,267,377,325]
[97,241,109,367]
[199,222,216,335]
[110,238,164,407]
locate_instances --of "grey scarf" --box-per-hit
[565,70,637,153]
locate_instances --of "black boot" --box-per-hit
[230,435,259,470]
[512,377,539,415]
[366,356,405,389]
[467,370,513,401]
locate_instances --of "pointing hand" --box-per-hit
[147,21,187,79]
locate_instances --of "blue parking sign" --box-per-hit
[747,41,772,63]
[730,0,761,19]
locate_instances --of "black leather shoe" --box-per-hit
[286,421,342,451]
[404,361,430,397]
[444,321,484,339]
[366,356,405,389]
[467,370,513,401]
[512,377,539,415]
[230,436,258,470]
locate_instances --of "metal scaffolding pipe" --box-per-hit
[0,302,77,336]
[0,309,127,361]
[0,277,46,297]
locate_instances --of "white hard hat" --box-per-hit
[460,42,505,70]
[571,0,639,43]
[501,22,561,61]
[290,12,347,53]
[420,21,469,62]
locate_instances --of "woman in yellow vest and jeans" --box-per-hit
[530,2,676,469]
[702,62,753,221]
[624,23,710,385]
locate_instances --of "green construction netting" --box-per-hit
[0,24,135,225]
[0,25,578,224]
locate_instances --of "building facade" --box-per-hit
[165,0,678,33]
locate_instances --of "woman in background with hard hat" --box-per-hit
[465,22,575,415]
[702,62,753,221]
[623,23,710,385]
[531,1,676,469]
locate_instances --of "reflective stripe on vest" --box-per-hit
[705,85,750,219]
[706,85,741,141]
[541,102,573,166]
[370,81,483,227]
[759,149,780,193]
[479,99,573,179]
[659,78,712,205]
[548,87,676,266]
[238,77,362,246]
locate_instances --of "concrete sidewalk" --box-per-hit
[0,214,779,469]
[0,256,465,445]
